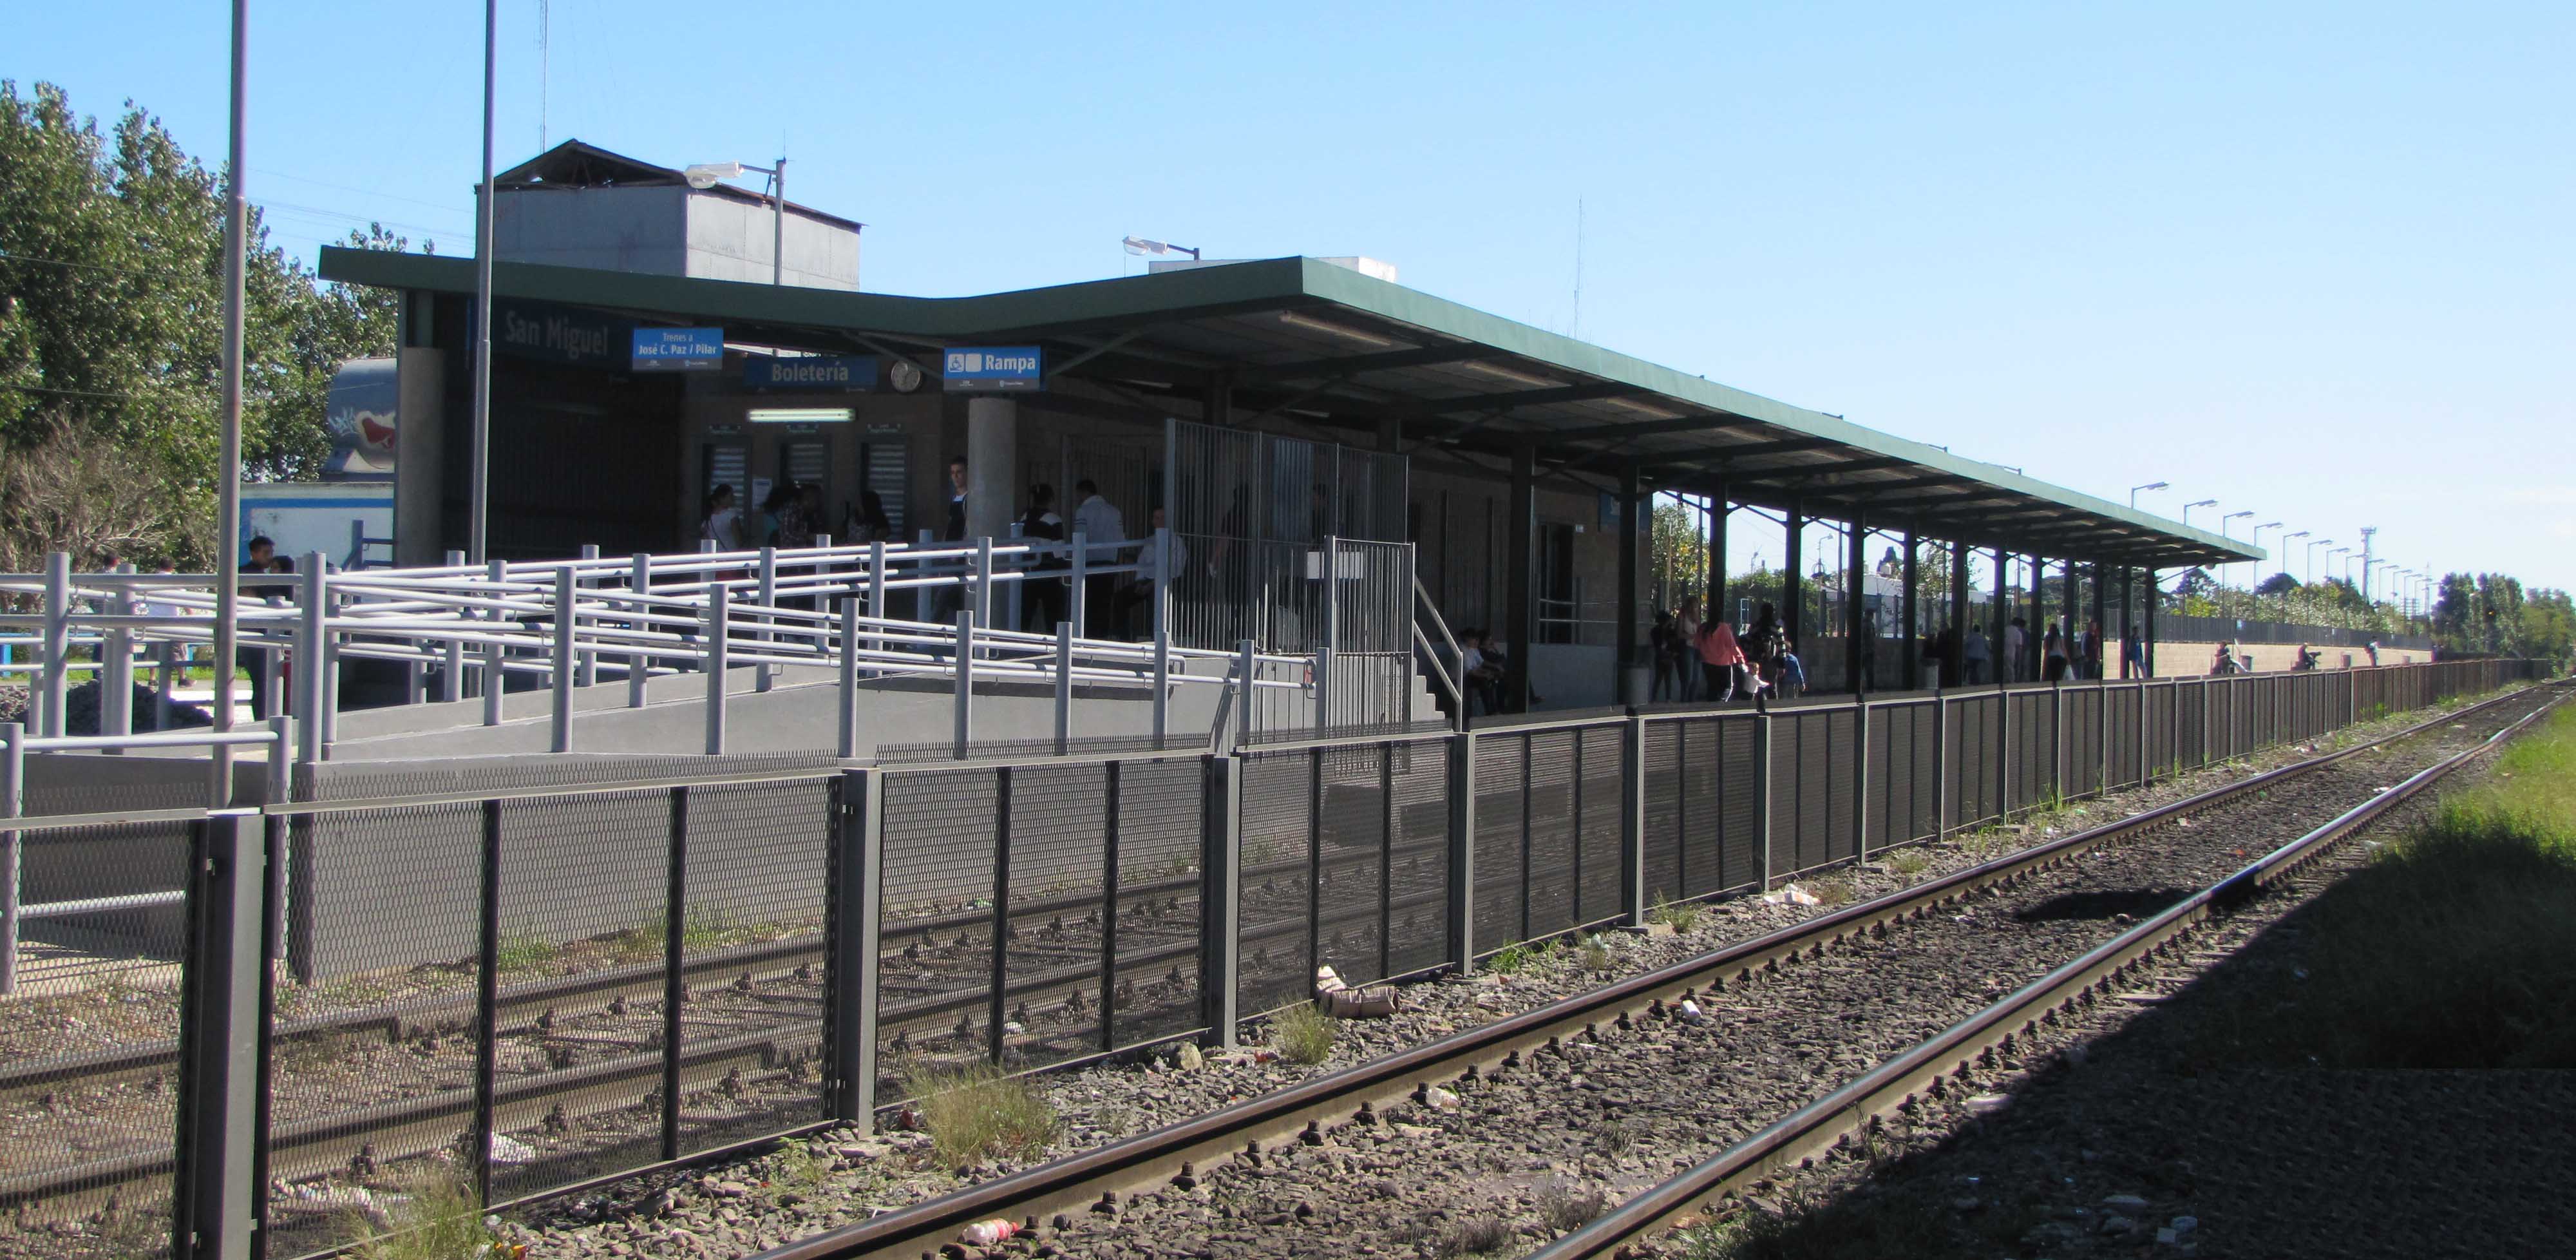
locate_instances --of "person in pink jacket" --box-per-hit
[1698,616,1747,702]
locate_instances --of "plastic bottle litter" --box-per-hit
[1425,1085,1461,1112]
[1762,883,1821,906]
[961,1219,1020,1246]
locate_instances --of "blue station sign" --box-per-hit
[744,354,878,392]
[942,346,1044,391]
[630,327,725,372]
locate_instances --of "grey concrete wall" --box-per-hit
[496,186,690,276]
[683,192,859,290]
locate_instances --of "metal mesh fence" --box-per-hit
[1470,736,1526,955]
[265,801,483,1259]
[1387,743,1452,980]
[1576,725,1625,926]
[0,819,191,1260]
[1236,754,1312,1020]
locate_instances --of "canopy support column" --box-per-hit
[1845,508,1868,694]
[1616,462,1642,703]
[1900,530,1920,690]
[1504,439,1536,714]
[1783,501,1805,651]
[1707,484,1728,626]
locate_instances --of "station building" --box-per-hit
[320,141,2259,710]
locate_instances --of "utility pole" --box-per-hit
[211,0,248,803]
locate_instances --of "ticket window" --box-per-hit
[703,441,750,511]
[781,437,829,524]
[854,441,907,541]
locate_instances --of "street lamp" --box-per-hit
[2181,499,2217,528]
[2130,481,2168,509]
[2251,521,2284,587]
[685,158,789,285]
[2305,537,2333,586]
[1123,236,1203,263]
[2221,511,2254,588]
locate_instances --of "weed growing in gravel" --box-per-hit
[1434,1215,1515,1257]
[1486,942,1531,973]
[491,926,558,973]
[1805,876,1853,908]
[1271,1001,1337,1065]
[1578,934,1613,974]
[1649,892,1702,934]
[1595,1119,1636,1158]
[338,1171,504,1260]
[900,1062,1059,1172]
[1535,1176,1610,1232]
[1884,848,1930,879]
[609,904,775,961]
[768,1139,834,1191]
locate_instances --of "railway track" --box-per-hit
[1530,682,2568,1260]
[739,682,2562,1260]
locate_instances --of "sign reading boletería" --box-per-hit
[942,346,1043,391]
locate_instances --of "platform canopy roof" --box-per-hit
[319,248,2260,568]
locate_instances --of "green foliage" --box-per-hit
[1,80,422,570]
[1578,933,1613,974]
[1486,942,1530,974]
[1885,848,1931,878]
[490,927,558,974]
[898,1061,1059,1172]
[337,1172,501,1260]
[1269,1001,1337,1065]
[1649,892,1702,934]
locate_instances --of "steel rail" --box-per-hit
[1528,682,2568,1260]
[741,682,2558,1260]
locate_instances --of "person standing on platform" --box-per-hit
[2084,618,2105,680]
[2123,624,2146,678]
[2004,616,2028,682]
[1675,597,1705,702]
[1121,506,1186,640]
[1698,612,1746,702]
[1964,622,1991,685]
[1071,479,1125,638]
[2043,621,2069,682]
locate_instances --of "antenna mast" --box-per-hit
[538,0,549,151]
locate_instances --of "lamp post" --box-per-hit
[2306,537,2333,586]
[2130,481,2168,509]
[2331,548,2353,585]
[468,0,497,562]
[2251,521,2284,588]
[2181,499,2217,529]
[2280,530,2309,588]
[683,158,789,285]
[2221,511,2254,589]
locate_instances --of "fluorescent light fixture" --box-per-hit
[1607,397,1688,421]
[1457,359,1560,389]
[1273,311,1398,348]
[747,407,853,424]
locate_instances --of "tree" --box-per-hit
[2255,571,2300,597]
[2434,571,2477,642]
[1649,497,1706,613]
[0,81,419,569]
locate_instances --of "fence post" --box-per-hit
[757,546,779,694]
[1320,536,1341,731]
[628,553,652,708]
[576,544,600,688]
[1054,623,1074,754]
[298,557,330,764]
[1852,694,1871,865]
[105,562,136,748]
[972,538,994,649]
[1754,706,1775,889]
[1068,531,1088,636]
[1236,640,1258,750]
[321,584,345,755]
[953,611,974,759]
[831,767,882,1129]
[660,788,688,1159]
[1621,716,1647,927]
[441,549,467,704]
[38,552,70,738]
[1151,618,1171,748]
[1200,752,1242,1048]
[704,584,729,756]
[1,722,20,995]
[865,541,887,676]
[837,597,860,759]
[156,640,178,732]
[481,558,507,728]
[1101,761,1124,1051]
[551,567,576,753]
[1994,685,2012,823]
[1933,693,1952,843]
[1448,729,1478,972]
[175,810,267,1260]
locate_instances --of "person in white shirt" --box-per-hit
[2003,616,2028,682]
[1070,480,1125,636]
[1120,507,1188,639]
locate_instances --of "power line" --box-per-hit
[249,167,470,216]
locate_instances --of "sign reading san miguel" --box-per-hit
[494,301,627,368]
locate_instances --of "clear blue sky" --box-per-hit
[14,1,2571,598]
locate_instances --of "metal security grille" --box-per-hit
[1387,741,1452,979]
[1577,725,1625,926]
[0,819,191,1255]
[1641,721,1682,904]
[1948,692,1996,830]
[1868,700,1939,851]
[1471,735,1526,955]
[1113,758,1208,1048]
[1523,729,1578,939]
[1236,754,1313,1019]
[1167,419,1408,656]
[2066,688,2103,798]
